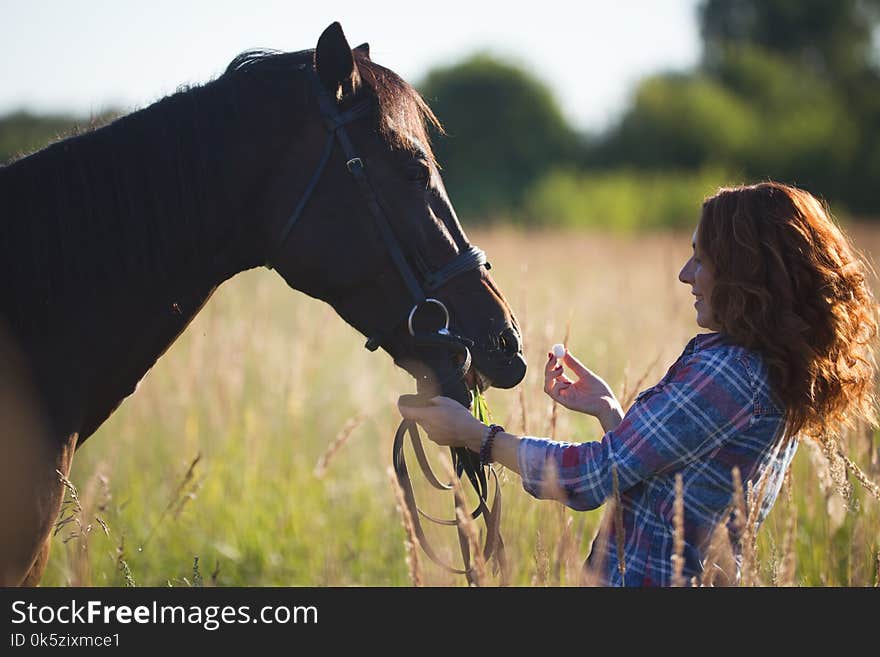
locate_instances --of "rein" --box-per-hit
[267,63,505,582]
[393,396,506,581]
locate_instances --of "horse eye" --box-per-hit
[406,161,431,186]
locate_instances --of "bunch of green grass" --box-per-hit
[472,384,491,425]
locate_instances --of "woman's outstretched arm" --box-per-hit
[398,345,755,511]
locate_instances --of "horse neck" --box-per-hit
[2,82,268,321]
[3,80,305,444]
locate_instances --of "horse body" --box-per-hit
[0,74,270,585]
[1,23,526,585]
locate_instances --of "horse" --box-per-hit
[0,22,527,586]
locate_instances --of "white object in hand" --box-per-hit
[552,343,566,359]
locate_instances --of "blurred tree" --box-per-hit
[419,53,583,219]
[522,166,731,231]
[699,0,880,213]
[589,0,880,218]
[713,46,858,198]
[596,73,758,170]
[600,48,858,198]
[700,0,880,81]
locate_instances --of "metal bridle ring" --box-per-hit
[408,298,450,337]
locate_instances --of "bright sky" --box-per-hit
[1,0,702,133]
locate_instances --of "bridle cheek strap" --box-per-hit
[268,65,489,348]
[343,157,425,303]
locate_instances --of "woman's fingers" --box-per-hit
[428,396,462,409]
[397,396,440,422]
[552,376,572,392]
[543,363,563,392]
[397,401,423,422]
[544,369,573,398]
[544,365,573,383]
[547,382,573,406]
[398,396,468,432]
[397,395,480,448]
[547,350,594,381]
[563,351,592,378]
[399,395,456,413]
[544,353,563,375]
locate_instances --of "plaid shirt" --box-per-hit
[518,332,798,586]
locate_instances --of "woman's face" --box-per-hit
[678,225,721,331]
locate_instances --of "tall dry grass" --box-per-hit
[41,226,880,586]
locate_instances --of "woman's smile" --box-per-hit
[678,226,720,331]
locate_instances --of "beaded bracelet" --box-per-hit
[479,424,505,467]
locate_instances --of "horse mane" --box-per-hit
[0,70,252,331]
[0,46,441,334]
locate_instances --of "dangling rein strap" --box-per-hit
[392,410,506,582]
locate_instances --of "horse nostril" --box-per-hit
[497,327,520,356]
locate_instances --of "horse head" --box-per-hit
[261,23,527,405]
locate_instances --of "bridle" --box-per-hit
[268,64,488,356]
[266,62,506,582]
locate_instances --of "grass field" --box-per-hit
[42,226,880,586]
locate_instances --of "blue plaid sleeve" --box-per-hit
[517,346,755,511]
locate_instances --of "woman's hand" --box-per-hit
[397,396,486,452]
[545,348,623,431]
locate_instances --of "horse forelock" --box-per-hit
[353,54,443,168]
[225,48,443,166]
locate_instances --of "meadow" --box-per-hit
[43,226,880,586]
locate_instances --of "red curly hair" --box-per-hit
[699,182,878,443]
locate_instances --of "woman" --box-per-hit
[398,181,878,586]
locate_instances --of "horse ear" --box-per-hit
[315,22,356,95]
[354,42,371,60]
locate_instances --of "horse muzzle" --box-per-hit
[470,325,527,391]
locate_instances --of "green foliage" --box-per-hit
[600,74,758,170]
[472,385,491,424]
[412,0,880,227]
[0,111,76,163]
[700,0,880,81]
[714,46,859,183]
[588,1,880,218]
[695,0,880,211]
[598,48,861,202]
[0,110,119,165]
[419,53,582,219]
[522,167,732,232]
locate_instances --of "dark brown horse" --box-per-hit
[0,23,526,585]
